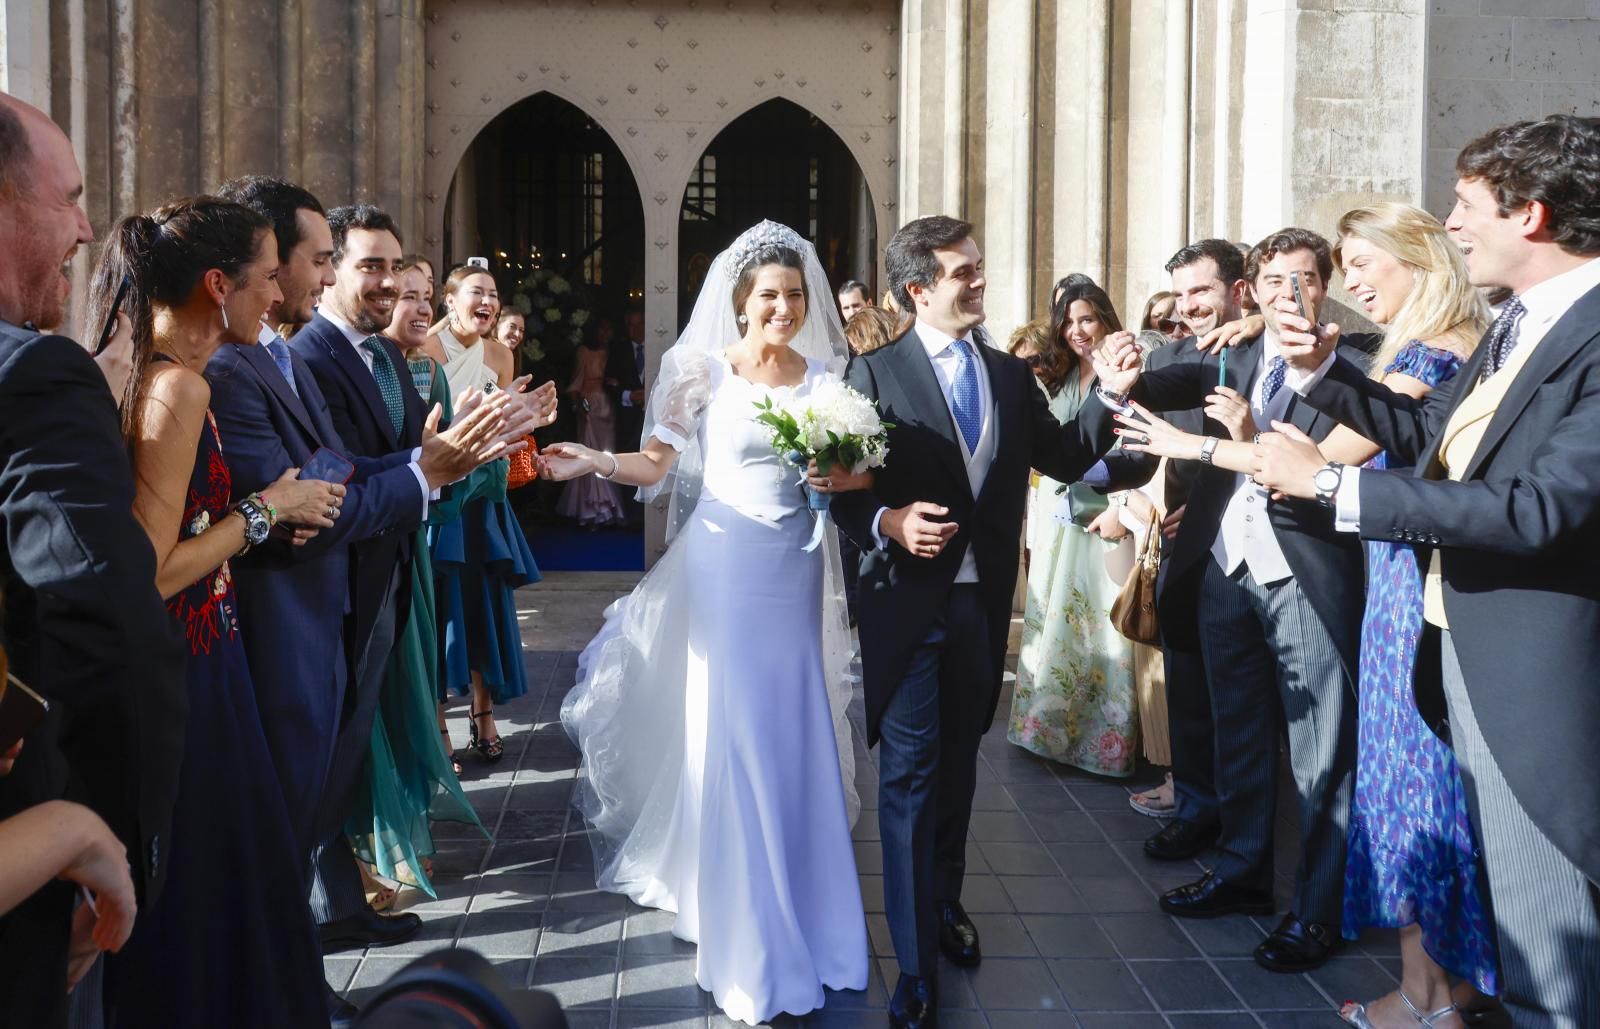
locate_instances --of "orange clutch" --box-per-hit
[506,435,539,490]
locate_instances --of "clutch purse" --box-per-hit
[505,436,539,490]
[1110,509,1161,645]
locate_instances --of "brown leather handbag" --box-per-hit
[1110,509,1161,645]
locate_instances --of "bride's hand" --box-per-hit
[806,458,873,493]
[1113,402,1208,462]
[538,443,603,481]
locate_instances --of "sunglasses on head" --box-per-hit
[1023,353,1044,369]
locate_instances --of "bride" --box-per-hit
[539,221,871,1024]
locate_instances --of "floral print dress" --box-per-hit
[1007,375,1139,776]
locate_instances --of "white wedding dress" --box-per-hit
[563,350,869,1024]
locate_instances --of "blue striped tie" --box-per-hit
[266,336,298,399]
[950,338,983,453]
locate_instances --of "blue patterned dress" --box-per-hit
[1341,341,1498,994]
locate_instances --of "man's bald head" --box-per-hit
[0,92,94,329]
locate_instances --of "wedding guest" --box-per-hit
[1254,114,1600,1026]
[844,305,898,356]
[1139,290,1187,342]
[1006,279,1139,776]
[837,278,871,322]
[91,195,342,1027]
[428,265,542,762]
[1124,205,1498,1022]
[606,308,648,452]
[557,315,626,527]
[494,308,526,377]
[0,92,186,1026]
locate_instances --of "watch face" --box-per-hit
[1314,467,1341,492]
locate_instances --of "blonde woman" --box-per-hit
[1120,202,1496,1026]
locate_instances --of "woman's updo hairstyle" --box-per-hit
[730,245,808,321]
[85,195,271,444]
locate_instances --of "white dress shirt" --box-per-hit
[1293,256,1600,530]
[1209,341,1295,584]
[315,306,435,512]
[872,321,998,583]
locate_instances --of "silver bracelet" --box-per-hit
[595,451,620,480]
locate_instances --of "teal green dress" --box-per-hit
[344,356,485,895]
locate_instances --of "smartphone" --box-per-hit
[299,446,356,485]
[0,672,49,756]
[466,256,489,270]
[1289,270,1311,323]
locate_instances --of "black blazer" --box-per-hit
[1077,335,1368,667]
[0,320,187,1019]
[833,329,1106,743]
[287,313,430,661]
[1299,280,1600,882]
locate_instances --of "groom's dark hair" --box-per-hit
[886,215,973,312]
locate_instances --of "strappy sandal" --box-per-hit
[1341,989,1457,1028]
[469,709,505,764]
[1129,772,1176,817]
[440,727,463,776]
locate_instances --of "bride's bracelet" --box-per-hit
[595,451,621,480]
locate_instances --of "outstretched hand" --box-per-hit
[537,442,600,482]
[1113,402,1206,462]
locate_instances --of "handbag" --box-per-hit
[505,435,539,490]
[1110,508,1161,645]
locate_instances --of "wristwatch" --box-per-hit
[234,496,273,552]
[1199,437,1219,465]
[1312,461,1345,509]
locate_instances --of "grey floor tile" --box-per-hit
[962,875,1018,912]
[1047,958,1154,1012]
[1001,875,1087,914]
[1095,913,1198,958]
[530,954,619,1008]
[1179,915,1268,958]
[1069,786,1138,812]
[618,953,707,1009]
[983,756,1063,785]
[968,912,1040,957]
[1091,811,1167,842]
[851,840,883,872]
[372,912,463,955]
[865,913,893,957]
[985,1013,1082,1028]
[970,810,1040,842]
[967,957,1069,1011]
[538,906,625,956]
[972,782,1021,810]
[623,908,698,957]
[1132,958,1239,1011]
[400,874,477,915]
[981,840,1062,875]
[966,840,993,874]
[1305,956,1396,1004]
[324,955,359,992]
[497,809,571,839]
[347,955,424,1002]
[1008,784,1079,813]
[1071,876,1156,914]
[429,845,491,877]
[1166,1016,1260,1028]
[1076,1015,1169,1028]
[857,874,885,912]
[462,910,542,957]
[480,838,562,876]
[1022,914,1118,958]
[1052,842,1136,878]
[469,874,555,913]
[928,1012,991,1029]
[850,816,881,842]
[507,779,577,811]
[1213,959,1326,1009]
[1257,1013,1349,1028]
[616,1010,707,1028]
[1026,811,1105,844]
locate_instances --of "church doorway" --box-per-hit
[678,98,879,322]
[445,91,648,571]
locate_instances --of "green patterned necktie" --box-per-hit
[359,335,407,443]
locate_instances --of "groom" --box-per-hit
[835,216,1134,1027]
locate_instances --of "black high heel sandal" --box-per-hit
[469,709,505,763]
[440,727,463,776]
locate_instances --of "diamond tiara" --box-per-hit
[722,220,809,281]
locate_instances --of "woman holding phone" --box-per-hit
[1118,203,1497,1027]
[84,196,343,1026]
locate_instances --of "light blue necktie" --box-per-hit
[1261,355,1287,406]
[266,336,299,399]
[949,338,983,453]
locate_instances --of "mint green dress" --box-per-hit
[343,356,486,895]
[1006,374,1139,776]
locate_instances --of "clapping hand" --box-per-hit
[1271,298,1341,372]
[418,392,538,489]
[805,458,873,494]
[1091,331,1143,395]
[882,501,959,559]
[499,375,560,427]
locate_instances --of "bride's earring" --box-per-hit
[737,314,748,326]
[220,302,230,331]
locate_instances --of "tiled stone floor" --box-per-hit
[328,578,1398,1028]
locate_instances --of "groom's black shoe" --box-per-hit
[1143,818,1220,861]
[889,973,935,1028]
[937,901,981,967]
[319,908,423,952]
[1158,871,1274,919]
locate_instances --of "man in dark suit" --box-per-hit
[1094,239,1246,863]
[1085,229,1370,974]
[607,308,648,448]
[1255,115,1600,1025]
[0,93,185,1026]
[832,216,1137,1028]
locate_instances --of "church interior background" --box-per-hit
[4,0,1597,565]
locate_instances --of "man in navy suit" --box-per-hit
[0,93,185,1026]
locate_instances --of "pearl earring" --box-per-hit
[220,304,230,331]
[737,314,748,326]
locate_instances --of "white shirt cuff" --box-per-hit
[621,391,636,408]
[406,458,436,518]
[1081,460,1111,488]
[1334,465,1360,532]
[1286,350,1338,396]
[871,506,890,549]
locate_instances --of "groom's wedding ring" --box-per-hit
[325,505,337,519]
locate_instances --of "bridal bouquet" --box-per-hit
[754,381,891,550]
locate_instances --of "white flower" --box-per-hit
[549,276,571,294]
[570,310,590,328]
[1101,700,1130,726]
[512,293,533,315]
[544,308,563,324]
